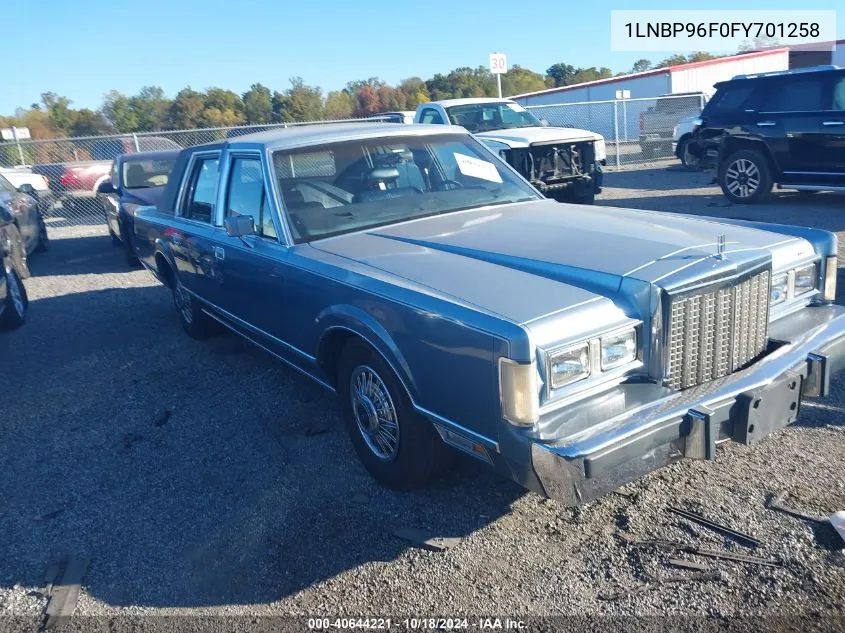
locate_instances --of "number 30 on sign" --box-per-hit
[489,52,507,74]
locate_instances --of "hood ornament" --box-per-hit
[716,234,726,260]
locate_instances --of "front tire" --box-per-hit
[172,277,216,339]
[1,267,28,329]
[338,339,454,490]
[719,149,773,204]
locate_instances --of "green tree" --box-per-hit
[501,65,548,96]
[168,87,206,129]
[546,63,577,87]
[202,87,245,126]
[128,86,170,131]
[398,77,430,108]
[242,83,273,124]
[70,109,115,136]
[41,92,74,133]
[630,59,653,73]
[282,77,324,122]
[102,91,138,132]
[654,54,689,69]
[324,90,354,120]
[271,91,288,123]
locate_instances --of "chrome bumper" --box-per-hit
[525,305,845,505]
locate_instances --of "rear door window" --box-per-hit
[703,86,755,115]
[762,78,825,112]
[180,156,220,223]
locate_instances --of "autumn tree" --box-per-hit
[501,65,548,96]
[399,77,430,108]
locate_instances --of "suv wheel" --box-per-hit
[719,149,773,204]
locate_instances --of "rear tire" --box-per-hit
[719,149,773,204]
[338,339,454,490]
[0,267,28,329]
[120,221,140,267]
[35,216,49,253]
[172,277,217,340]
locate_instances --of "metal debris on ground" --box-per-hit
[34,509,64,523]
[617,532,782,568]
[392,527,461,552]
[43,556,90,629]
[768,491,827,524]
[667,506,760,548]
[667,558,710,572]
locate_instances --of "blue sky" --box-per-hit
[1,0,841,115]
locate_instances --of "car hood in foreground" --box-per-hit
[475,126,602,148]
[309,199,811,326]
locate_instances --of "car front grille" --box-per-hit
[666,270,770,390]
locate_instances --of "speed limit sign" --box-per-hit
[489,52,507,74]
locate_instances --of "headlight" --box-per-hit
[548,344,590,389]
[770,273,788,305]
[793,264,816,296]
[824,256,837,301]
[499,358,539,427]
[600,329,637,370]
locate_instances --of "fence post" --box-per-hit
[132,133,140,152]
[613,100,620,168]
[12,128,25,166]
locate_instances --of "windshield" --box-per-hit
[446,102,542,133]
[122,157,176,189]
[272,133,541,243]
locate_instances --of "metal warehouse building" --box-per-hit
[512,48,790,107]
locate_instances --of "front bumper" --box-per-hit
[514,305,845,505]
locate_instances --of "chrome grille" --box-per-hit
[666,270,770,390]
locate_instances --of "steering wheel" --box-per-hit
[435,179,464,191]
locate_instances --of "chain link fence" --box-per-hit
[0,118,387,226]
[525,93,706,167]
[0,96,705,226]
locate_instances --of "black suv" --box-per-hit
[691,65,845,204]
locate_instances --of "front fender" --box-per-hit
[316,304,417,400]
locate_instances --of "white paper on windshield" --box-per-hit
[453,153,502,183]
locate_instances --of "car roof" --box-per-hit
[200,122,469,152]
[425,98,514,108]
[714,64,843,89]
[120,149,181,162]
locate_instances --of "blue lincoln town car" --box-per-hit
[133,123,845,505]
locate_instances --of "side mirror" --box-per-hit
[17,183,35,195]
[224,215,255,238]
[0,204,13,227]
[97,180,115,194]
[540,118,551,127]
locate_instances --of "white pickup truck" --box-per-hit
[414,98,605,204]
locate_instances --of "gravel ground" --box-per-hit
[1,167,844,631]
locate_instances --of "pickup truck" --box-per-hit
[30,135,181,214]
[132,123,845,506]
[415,98,604,204]
[638,93,705,158]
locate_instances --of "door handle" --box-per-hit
[755,121,776,127]
[822,120,844,126]
[212,246,225,261]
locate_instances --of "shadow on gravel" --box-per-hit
[603,166,712,191]
[28,234,136,277]
[0,285,524,609]
[598,190,845,234]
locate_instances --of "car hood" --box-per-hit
[122,186,166,207]
[309,199,810,325]
[475,126,601,148]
